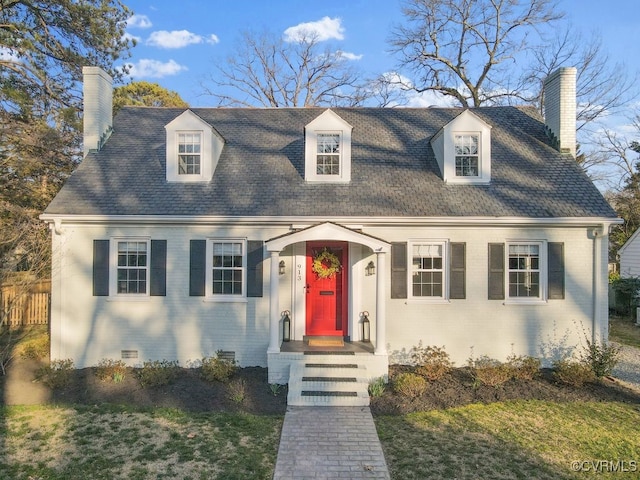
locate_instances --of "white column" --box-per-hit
[268,251,280,353]
[375,251,387,355]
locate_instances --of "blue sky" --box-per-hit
[121,0,640,111]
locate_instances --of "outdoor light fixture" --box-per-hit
[361,311,371,343]
[279,260,285,275]
[365,260,376,276]
[282,310,291,342]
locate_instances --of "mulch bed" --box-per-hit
[1,361,638,416]
[370,364,640,415]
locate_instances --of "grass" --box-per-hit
[0,405,283,480]
[376,400,640,479]
[609,315,640,348]
[2,401,639,480]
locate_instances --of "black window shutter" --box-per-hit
[548,242,565,300]
[488,243,505,300]
[246,240,264,298]
[93,240,110,296]
[189,240,206,297]
[150,240,167,296]
[450,242,466,299]
[391,242,407,299]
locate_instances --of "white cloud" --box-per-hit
[336,51,362,61]
[208,34,220,44]
[284,16,345,43]
[127,14,152,29]
[146,30,218,49]
[124,59,188,78]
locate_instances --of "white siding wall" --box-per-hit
[50,222,606,369]
[620,234,640,278]
[365,225,602,366]
[51,224,287,368]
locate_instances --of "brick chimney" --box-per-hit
[543,67,576,157]
[82,66,113,157]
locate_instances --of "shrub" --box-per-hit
[581,339,621,379]
[269,383,282,396]
[95,359,128,383]
[468,356,511,387]
[227,378,246,404]
[393,372,427,398]
[36,359,74,388]
[19,335,50,360]
[136,360,180,387]
[368,377,386,397]
[200,351,237,383]
[506,354,541,380]
[553,358,595,387]
[412,344,454,381]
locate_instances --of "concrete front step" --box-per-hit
[287,355,370,407]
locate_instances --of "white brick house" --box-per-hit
[41,66,619,388]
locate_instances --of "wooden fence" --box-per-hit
[0,279,50,326]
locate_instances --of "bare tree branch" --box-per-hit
[200,30,373,107]
[388,0,563,107]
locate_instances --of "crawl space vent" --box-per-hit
[121,350,138,359]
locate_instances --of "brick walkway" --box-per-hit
[273,406,391,480]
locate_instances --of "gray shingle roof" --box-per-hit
[44,106,617,218]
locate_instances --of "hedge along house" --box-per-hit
[42,67,619,404]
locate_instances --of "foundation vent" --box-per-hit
[121,350,139,359]
[217,351,235,362]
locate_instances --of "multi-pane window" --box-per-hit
[508,244,540,298]
[454,134,479,176]
[316,133,340,175]
[178,132,201,175]
[411,243,444,298]
[212,242,243,295]
[117,241,148,294]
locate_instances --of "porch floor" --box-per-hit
[279,340,374,354]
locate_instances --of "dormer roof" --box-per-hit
[44,106,616,220]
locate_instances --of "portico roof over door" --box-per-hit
[265,222,390,254]
[265,222,390,355]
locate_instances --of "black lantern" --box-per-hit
[365,260,376,276]
[279,260,286,275]
[282,310,291,342]
[361,311,370,342]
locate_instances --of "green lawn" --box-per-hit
[0,405,283,480]
[376,400,640,480]
[610,315,640,348]
[2,400,639,479]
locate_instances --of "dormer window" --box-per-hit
[305,109,352,183]
[165,110,225,183]
[431,110,491,184]
[316,133,341,175]
[454,134,479,177]
[178,132,202,175]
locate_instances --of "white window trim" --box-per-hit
[315,131,343,177]
[407,239,450,304]
[454,132,481,178]
[204,238,248,303]
[109,237,151,299]
[176,130,203,177]
[504,240,548,305]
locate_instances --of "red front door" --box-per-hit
[306,242,348,337]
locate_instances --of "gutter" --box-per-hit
[40,214,624,229]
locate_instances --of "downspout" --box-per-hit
[592,226,601,344]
